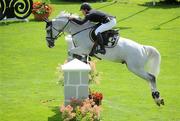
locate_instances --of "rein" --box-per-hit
[71,25,95,37]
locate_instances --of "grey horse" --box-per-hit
[45,12,164,106]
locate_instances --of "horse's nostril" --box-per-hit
[48,43,55,48]
[48,45,53,48]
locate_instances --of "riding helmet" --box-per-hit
[80,2,92,11]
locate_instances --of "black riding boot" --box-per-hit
[97,32,106,54]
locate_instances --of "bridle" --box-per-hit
[46,19,70,42]
[45,17,95,48]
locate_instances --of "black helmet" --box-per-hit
[80,3,92,11]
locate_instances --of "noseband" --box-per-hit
[46,19,70,41]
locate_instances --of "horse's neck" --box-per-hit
[67,21,95,34]
[64,21,95,52]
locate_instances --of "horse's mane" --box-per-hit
[56,11,79,19]
[55,11,94,27]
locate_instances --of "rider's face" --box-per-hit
[81,10,87,16]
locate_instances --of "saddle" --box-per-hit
[89,27,119,48]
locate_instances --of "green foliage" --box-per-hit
[75,108,83,121]
[82,112,93,121]
[89,68,100,84]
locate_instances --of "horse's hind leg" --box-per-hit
[148,73,164,106]
[127,65,164,106]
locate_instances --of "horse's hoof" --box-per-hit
[156,102,161,106]
[160,99,165,105]
[155,98,164,106]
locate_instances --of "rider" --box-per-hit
[69,2,116,55]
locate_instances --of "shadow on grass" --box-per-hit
[0,20,27,26]
[115,26,132,30]
[117,7,149,23]
[46,0,113,5]
[0,18,45,26]
[152,16,180,30]
[48,106,63,121]
[95,1,118,10]
[49,0,104,4]
[29,18,46,23]
[49,1,81,4]
[138,2,180,9]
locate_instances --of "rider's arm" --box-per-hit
[70,16,89,25]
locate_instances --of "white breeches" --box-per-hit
[95,18,116,35]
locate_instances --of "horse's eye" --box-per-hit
[46,24,49,28]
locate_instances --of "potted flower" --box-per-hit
[32,1,52,21]
[89,91,103,106]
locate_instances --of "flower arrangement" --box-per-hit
[32,1,52,21]
[89,91,103,106]
[60,98,102,121]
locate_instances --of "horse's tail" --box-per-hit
[144,46,161,77]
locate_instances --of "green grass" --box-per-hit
[0,1,180,121]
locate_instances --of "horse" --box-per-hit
[45,12,164,106]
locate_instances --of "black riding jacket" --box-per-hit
[71,10,114,25]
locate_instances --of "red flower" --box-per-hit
[91,92,103,101]
[32,1,52,15]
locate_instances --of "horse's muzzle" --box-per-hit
[47,40,55,48]
[48,44,54,48]
[48,42,54,48]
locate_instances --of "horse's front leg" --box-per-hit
[69,47,89,62]
[70,47,89,55]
